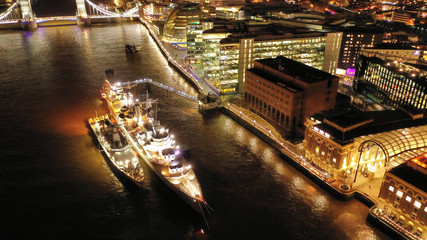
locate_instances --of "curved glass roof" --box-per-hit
[389,148,427,169]
[355,125,427,165]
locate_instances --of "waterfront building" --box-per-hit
[377,153,427,239]
[245,56,339,136]
[201,26,231,90]
[187,23,204,65]
[163,3,214,46]
[354,55,427,110]
[215,6,244,20]
[304,107,427,184]
[202,24,342,94]
[334,27,384,77]
[142,2,176,21]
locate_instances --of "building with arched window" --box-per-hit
[304,107,427,183]
[377,153,427,239]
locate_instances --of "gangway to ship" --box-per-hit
[114,78,199,103]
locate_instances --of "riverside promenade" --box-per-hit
[139,16,219,97]
[138,17,416,240]
[222,103,419,240]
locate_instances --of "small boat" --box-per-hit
[88,114,144,187]
[125,44,141,53]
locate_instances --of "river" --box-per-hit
[0,21,391,239]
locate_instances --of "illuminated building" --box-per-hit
[187,23,204,65]
[354,55,427,110]
[377,153,427,239]
[360,44,423,64]
[215,6,243,20]
[163,3,214,46]
[187,20,219,65]
[210,0,245,7]
[335,28,384,77]
[304,107,427,183]
[201,26,231,91]
[379,10,417,26]
[202,24,342,94]
[245,57,339,135]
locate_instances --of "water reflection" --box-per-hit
[0,23,391,240]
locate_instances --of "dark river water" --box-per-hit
[0,21,391,239]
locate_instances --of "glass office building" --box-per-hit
[354,55,427,109]
[202,29,331,94]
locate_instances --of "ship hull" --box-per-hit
[142,154,202,212]
[120,125,203,212]
[88,117,144,187]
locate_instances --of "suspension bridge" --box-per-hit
[0,0,141,30]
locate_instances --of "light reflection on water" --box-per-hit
[0,23,391,240]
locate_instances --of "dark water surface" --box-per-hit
[0,23,391,240]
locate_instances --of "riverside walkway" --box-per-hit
[139,16,418,240]
[223,103,418,240]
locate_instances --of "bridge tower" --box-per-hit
[19,0,37,29]
[76,0,90,25]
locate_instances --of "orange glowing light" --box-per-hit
[409,153,427,169]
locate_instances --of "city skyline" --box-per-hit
[1,0,426,239]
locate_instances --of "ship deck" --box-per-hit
[89,116,144,183]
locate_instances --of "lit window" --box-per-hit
[396,190,403,197]
[406,196,412,202]
[424,207,427,212]
[388,186,394,192]
[321,151,325,156]
[414,201,421,208]
[333,158,336,163]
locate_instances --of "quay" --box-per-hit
[138,15,420,240]
[221,103,419,240]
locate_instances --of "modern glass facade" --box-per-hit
[202,34,327,94]
[202,31,231,92]
[354,56,427,109]
[252,38,325,69]
[163,3,214,47]
[187,22,204,65]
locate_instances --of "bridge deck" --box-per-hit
[117,79,199,103]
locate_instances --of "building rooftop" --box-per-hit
[255,56,337,84]
[326,25,384,34]
[204,23,327,43]
[312,108,427,145]
[247,68,302,92]
[365,43,416,50]
[390,153,427,193]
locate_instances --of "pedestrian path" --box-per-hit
[225,103,383,204]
